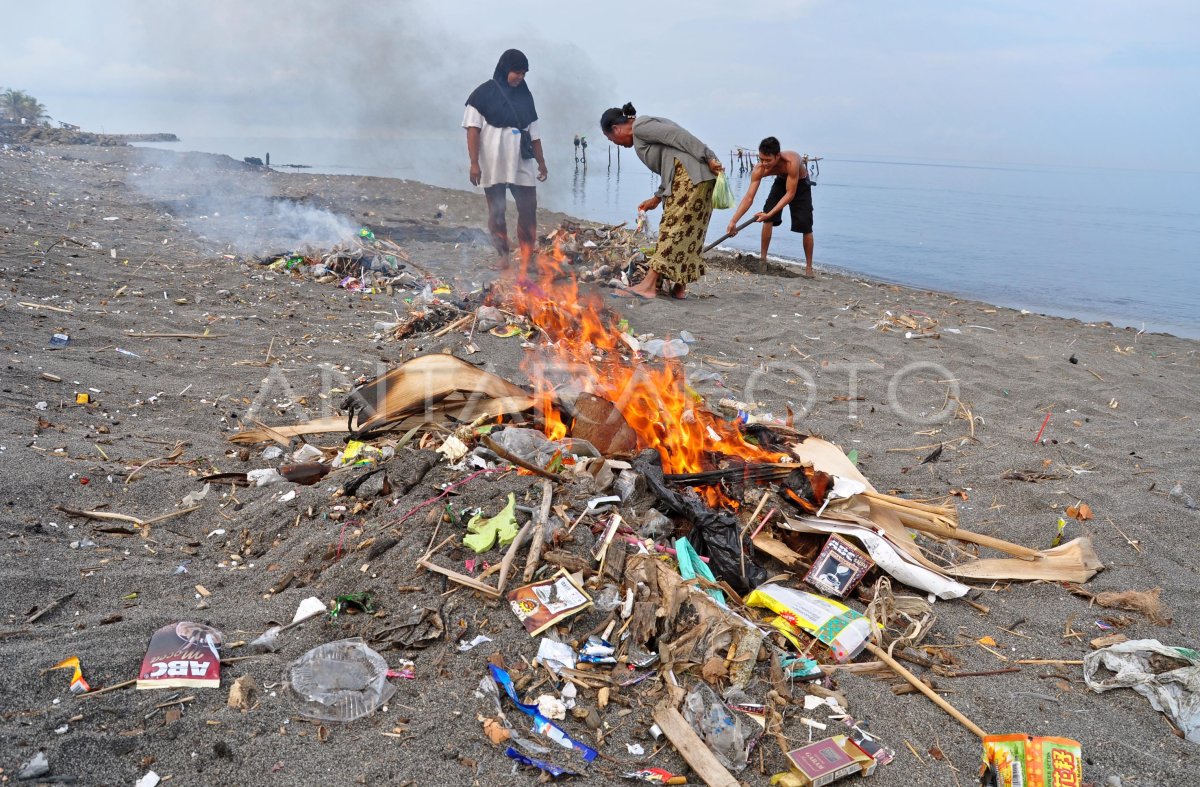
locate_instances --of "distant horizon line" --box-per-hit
[129,135,1200,179]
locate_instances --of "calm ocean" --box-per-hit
[138,135,1200,338]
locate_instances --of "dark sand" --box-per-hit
[1,143,1198,786]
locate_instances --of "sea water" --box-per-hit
[138,135,1200,338]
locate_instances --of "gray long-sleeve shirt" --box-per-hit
[632,116,719,198]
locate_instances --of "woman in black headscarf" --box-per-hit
[463,49,548,271]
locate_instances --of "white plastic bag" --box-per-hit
[1084,639,1200,743]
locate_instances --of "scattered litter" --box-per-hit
[1084,639,1200,743]
[464,492,519,553]
[745,584,872,662]
[369,604,443,649]
[803,534,873,598]
[1170,483,1198,511]
[536,693,567,720]
[228,674,258,710]
[508,569,593,636]
[292,596,327,623]
[17,752,49,780]
[535,637,577,672]
[247,468,285,486]
[488,664,597,761]
[292,443,324,463]
[290,638,395,722]
[133,772,160,787]
[181,483,210,507]
[981,734,1082,787]
[44,655,90,694]
[436,434,470,463]
[675,535,724,604]
[388,659,416,680]
[783,735,877,784]
[330,592,374,618]
[137,622,222,689]
[505,747,578,778]
[458,634,493,652]
[623,768,686,784]
[251,597,326,653]
[682,683,759,771]
[642,338,690,358]
[482,716,510,745]
[578,636,616,665]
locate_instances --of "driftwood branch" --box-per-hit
[522,479,554,583]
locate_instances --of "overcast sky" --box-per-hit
[3,0,1197,171]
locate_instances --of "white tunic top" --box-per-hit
[462,105,541,188]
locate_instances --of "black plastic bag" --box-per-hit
[632,452,767,594]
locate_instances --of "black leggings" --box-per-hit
[484,183,536,258]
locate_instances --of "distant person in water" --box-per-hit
[463,48,548,271]
[726,136,814,277]
[600,102,723,300]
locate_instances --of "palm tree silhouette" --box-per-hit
[2,89,49,124]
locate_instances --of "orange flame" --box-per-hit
[499,230,785,505]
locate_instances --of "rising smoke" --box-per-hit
[122,0,613,235]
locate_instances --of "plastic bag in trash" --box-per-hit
[682,684,759,771]
[1084,638,1200,743]
[290,638,395,722]
[633,451,766,594]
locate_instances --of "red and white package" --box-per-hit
[136,622,223,690]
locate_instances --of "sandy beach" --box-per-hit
[2,142,1198,786]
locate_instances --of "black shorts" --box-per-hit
[763,176,813,234]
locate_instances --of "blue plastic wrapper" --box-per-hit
[505,747,578,778]
[489,664,598,762]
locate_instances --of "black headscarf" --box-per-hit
[465,49,538,129]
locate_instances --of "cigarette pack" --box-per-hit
[137,622,223,690]
[507,570,593,636]
[804,535,873,598]
[785,736,861,786]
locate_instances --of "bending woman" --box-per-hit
[600,102,722,299]
[464,49,548,271]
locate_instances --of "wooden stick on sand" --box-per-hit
[651,704,740,787]
[865,641,988,739]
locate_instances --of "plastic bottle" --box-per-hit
[642,338,689,358]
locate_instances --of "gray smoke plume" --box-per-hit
[122,0,612,237]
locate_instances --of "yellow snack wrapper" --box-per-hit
[744,583,871,662]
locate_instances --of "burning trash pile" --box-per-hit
[189,229,1106,785]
